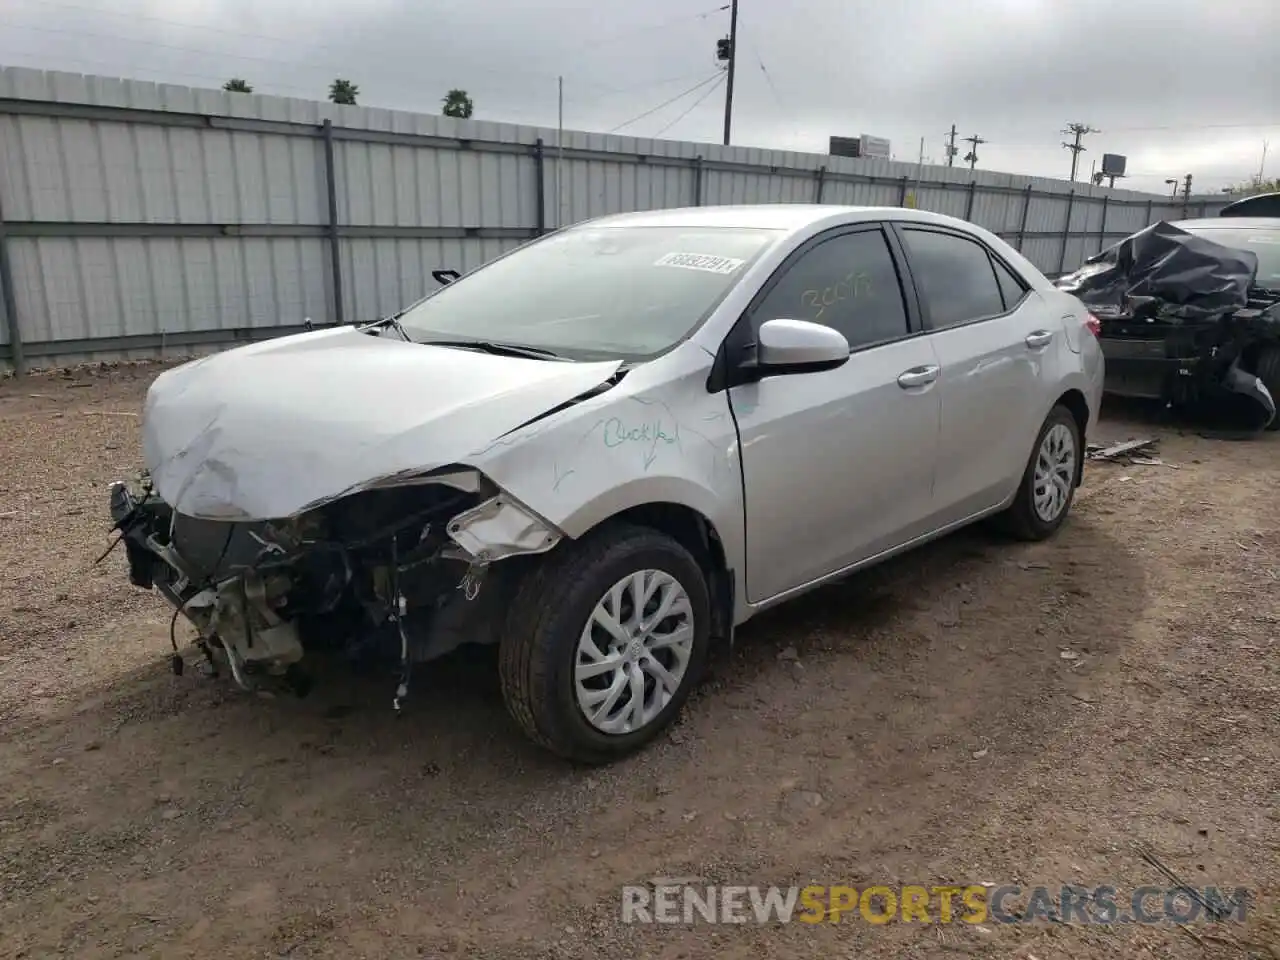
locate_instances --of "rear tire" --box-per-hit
[1253,345,1280,431]
[999,404,1082,541]
[498,523,711,764]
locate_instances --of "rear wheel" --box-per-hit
[1252,345,1280,431]
[498,524,711,764]
[999,404,1081,541]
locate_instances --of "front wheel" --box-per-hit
[999,404,1082,541]
[498,523,711,764]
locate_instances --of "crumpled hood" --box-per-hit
[143,327,622,519]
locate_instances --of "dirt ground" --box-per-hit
[0,362,1277,960]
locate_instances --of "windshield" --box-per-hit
[395,225,779,360]
[1179,225,1280,290]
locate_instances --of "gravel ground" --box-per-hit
[0,362,1277,960]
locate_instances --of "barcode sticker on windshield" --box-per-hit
[653,252,746,275]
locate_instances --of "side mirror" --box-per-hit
[756,318,850,372]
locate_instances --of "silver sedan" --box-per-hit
[110,204,1106,763]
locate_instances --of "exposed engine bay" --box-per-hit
[107,468,561,708]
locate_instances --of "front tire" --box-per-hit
[1000,404,1082,541]
[498,523,711,764]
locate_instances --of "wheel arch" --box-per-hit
[1053,387,1090,485]
[583,501,736,646]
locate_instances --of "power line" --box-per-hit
[11,0,731,66]
[585,5,730,48]
[655,74,726,138]
[1103,121,1280,133]
[753,46,785,113]
[2,18,689,95]
[7,0,336,51]
[0,49,317,96]
[609,73,724,133]
[563,72,716,105]
[752,42,800,144]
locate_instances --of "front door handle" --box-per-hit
[897,364,940,389]
[1025,330,1055,349]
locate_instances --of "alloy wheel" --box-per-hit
[573,569,695,735]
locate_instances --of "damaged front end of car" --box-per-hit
[108,466,561,707]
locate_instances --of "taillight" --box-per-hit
[1084,313,1101,337]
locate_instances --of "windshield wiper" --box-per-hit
[418,339,567,361]
[363,315,413,341]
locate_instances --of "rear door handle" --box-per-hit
[1026,330,1054,349]
[897,364,940,389]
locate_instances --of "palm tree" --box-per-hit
[442,89,474,119]
[329,79,359,105]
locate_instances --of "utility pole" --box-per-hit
[556,76,564,228]
[1181,173,1193,214]
[721,0,739,146]
[962,133,986,170]
[1061,122,1099,182]
[906,136,926,207]
[945,124,958,167]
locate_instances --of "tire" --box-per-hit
[498,523,712,764]
[1253,345,1280,431]
[999,404,1082,541]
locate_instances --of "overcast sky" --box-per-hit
[2,0,1276,194]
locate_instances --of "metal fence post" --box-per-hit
[964,180,977,221]
[0,189,23,374]
[534,138,547,235]
[692,156,704,206]
[1057,190,1075,275]
[321,119,345,327]
[1016,184,1033,251]
[814,166,827,203]
[1097,194,1109,253]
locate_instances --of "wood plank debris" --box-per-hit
[1086,438,1158,462]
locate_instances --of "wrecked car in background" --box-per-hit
[109,204,1103,764]
[1055,218,1280,431]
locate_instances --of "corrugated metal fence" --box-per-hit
[0,65,1228,371]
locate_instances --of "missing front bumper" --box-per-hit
[107,471,563,702]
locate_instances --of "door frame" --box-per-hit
[884,221,1033,334]
[706,221,927,394]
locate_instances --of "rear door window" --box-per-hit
[901,228,1007,329]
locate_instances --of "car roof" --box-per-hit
[1172,217,1280,230]
[576,203,985,234]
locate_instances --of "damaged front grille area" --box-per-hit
[108,469,555,709]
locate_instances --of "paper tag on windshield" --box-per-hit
[653,252,746,275]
